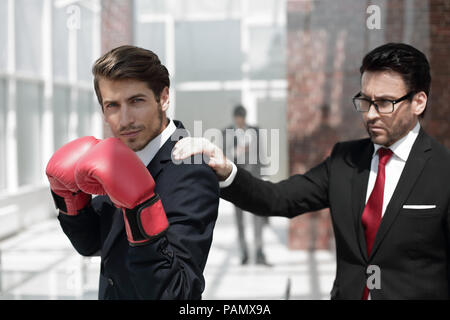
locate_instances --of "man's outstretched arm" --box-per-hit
[173,137,331,218]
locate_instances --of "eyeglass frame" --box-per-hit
[352,91,415,114]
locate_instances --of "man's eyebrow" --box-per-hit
[127,93,148,101]
[102,99,116,106]
[102,94,148,106]
[360,92,398,100]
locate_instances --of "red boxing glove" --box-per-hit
[46,136,100,215]
[74,137,169,245]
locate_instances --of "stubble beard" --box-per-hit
[366,116,414,147]
[129,104,164,152]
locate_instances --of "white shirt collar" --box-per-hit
[135,119,177,167]
[373,121,420,162]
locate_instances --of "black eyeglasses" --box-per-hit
[352,91,415,114]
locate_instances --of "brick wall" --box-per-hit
[100,0,134,53]
[287,0,450,250]
[287,0,368,250]
[99,0,134,138]
[423,0,450,147]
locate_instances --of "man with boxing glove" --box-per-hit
[46,45,219,299]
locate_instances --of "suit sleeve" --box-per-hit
[220,143,338,218]
[125,160,220,299]
[57,203,101,256]
[447,203,450,256]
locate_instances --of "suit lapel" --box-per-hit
[101,120,187,259]
[350,140,374,262]
[370,129,432,258]
[147,138,173,179]
[146,120,186,179]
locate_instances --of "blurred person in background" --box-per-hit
[45,45,219,300]
[224,105,271,266]
[173,43,450,299]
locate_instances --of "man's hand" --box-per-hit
[172,137,233,181]
[46,136,100,215]
[74,138,169,246]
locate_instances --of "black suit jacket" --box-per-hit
[221,128,450,299]
[58,120,220,299]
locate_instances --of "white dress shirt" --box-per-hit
[135,119,176,167]
[366,122,420,300]
[366,121,420,216]
[219,160,238,188]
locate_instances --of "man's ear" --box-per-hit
[412,91,427,117]
[160,86,170,111]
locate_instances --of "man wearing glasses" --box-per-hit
[173,43,450,299]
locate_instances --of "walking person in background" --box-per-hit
[223,105,271,266]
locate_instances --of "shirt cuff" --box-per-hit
[219,161,237,188]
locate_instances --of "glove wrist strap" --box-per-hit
[123,194,169,246]
[51,190,91,216]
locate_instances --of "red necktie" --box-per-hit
[361,147,393,300]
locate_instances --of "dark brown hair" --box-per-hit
[360,43,431,118]
[92,45,170,106]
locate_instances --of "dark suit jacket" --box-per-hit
[221,128,450,299]
[58,120,220,300]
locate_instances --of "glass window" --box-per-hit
[15,0,44,76]
[172,0,240,17]
[175,90,241,134]
[0,0,8,72]
[135,22,166,65]
[52,84,71,150]
[52,2,70,80]
[175,20,242,82]
[77,6,94,82]
[137,0,241,17]
[77,89,95,137]
[248,0,284,19]
[256,97,288,180]
[135,0,168,15]
[16,80,43,187]
[0,78,7,191]
[248,26,286,80]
